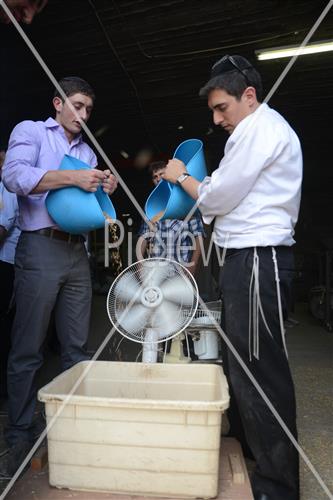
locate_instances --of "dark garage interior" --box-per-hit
[0,1,332,499]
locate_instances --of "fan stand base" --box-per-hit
[164,335,191,364]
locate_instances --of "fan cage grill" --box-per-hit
[107,258,198,344]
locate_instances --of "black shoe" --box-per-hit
[0,441,32,479]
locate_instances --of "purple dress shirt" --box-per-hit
[2,117,97,231]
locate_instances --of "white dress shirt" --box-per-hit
[198,103,302,248]
[0,181,21,264]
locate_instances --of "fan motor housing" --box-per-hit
[141,286,163,308]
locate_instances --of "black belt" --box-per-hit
[23,228,84,244]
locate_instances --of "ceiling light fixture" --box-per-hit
[256,40,333,60]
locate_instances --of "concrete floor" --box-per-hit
[0,298,332,499]
[287,303,333,500]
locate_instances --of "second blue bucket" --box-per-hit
[145,139,207,221]
[46,155,117,234]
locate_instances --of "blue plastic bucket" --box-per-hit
[46,155,117,234]
[145,139,207,221]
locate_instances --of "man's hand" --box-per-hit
[163,159,200,200]
[31,168,118,194]
[162,159,187,184]
[73,169,118,194]
[74,169,107,192]
[101,169,118,195]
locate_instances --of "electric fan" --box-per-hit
[107,258,199,362]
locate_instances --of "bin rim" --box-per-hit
[37,360,230,411]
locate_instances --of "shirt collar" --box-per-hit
[45,117,59,129]
[227,103,268,146]
[44,117,83,145]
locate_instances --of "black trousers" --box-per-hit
[6,233,92,445]
[219,246,299,500]
[0,260,15,398]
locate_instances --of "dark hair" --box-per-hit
[54,77,95,101]
[199,55,263,102]
[148,160,167,176]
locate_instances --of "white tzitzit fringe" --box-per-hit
[248,248,273,361]
[220,232,230,268]
[272,247,289,358]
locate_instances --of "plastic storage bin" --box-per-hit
[38,361,229,498]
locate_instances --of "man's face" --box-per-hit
[53,93,94,140]
[207,87,255,134]
[0,0,47,24]
[152,168,165,186]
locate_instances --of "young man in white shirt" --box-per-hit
[163,55,302,500]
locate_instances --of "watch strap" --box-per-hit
[176,173,191,185]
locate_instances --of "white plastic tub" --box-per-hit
[38,361,229,498]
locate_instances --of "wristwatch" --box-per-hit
[176,173,191,185]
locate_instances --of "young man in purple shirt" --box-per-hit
[1,77,117,478]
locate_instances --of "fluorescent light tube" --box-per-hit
[256,40,333,60]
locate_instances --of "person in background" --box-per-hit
[0,76,117,478]
[0,150,20,400]
[138,160,205,277]
[163,55,302,500]
[0,0,47,24]
[137,160,205,363]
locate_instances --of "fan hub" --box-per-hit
[141,286,163,308]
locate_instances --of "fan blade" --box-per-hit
[160,276,195,305]
[151,301,183,335]
[140,260,169,288]
[114,274,142,303]
[116,304,151,334]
